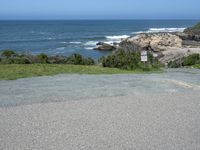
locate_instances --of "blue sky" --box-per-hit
[0,0,199,20]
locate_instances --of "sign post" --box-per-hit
[141,51,148,63]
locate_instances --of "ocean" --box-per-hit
[0,20,198,59]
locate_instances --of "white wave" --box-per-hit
[106,35,130,40]
[48,37,56,40]
[69,41,82,44]
[56,47,65,50]
[104,41,120,45]
[132,31,147,34]
[84,41,98,50]
[39,32,46,35]
[84,41,98,46]
[85,47,94,50]
[60,42,67,44]
[104,41,114,45]
[84,36,125,50]
[149,27,186,32]
[132,27,186,34]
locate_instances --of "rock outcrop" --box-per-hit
[173,32,200,47]
[118,31,200,65]
[94,42,117,51]
[171,22,200,48]
[159,47,200,64]
[184,22,200,38]
[119,33,182,52]
[94,22,200,65]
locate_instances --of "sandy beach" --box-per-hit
[0,69,200,150]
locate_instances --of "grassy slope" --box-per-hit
[0,64,160,80]
[193,64,200,69]
[184,22,200,35]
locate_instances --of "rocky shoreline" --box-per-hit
[94,22,200,65]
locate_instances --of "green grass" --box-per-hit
[193,64,200,69]
[0,64,161,80]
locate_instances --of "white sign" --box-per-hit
[141,51,148,62]
[141,55,148,62]
[141,51,147,56]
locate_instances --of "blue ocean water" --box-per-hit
[0,20,198,59]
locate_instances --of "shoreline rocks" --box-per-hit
[119,33,182,52]
[93,42,117,51]
[159,47,200,64]
[183,22,200,40]
[118,22,200,65]
[173,31,200,48]
[94,22,200,65]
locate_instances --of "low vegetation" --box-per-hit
[99,49,162,71]
[0,64,159,80]
[193,64,200,69]
[168,53,200,68]
[0,49,162,80]
[0,50,95,65]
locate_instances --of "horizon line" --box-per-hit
[0,19,199,21]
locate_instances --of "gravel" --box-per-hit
[0,69,200,150]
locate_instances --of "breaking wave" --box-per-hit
[132,27,186,34]
[106,35,130,40]
[84,41,98,50]
[69,41,82,44]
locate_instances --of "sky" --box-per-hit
[0,0,199,20]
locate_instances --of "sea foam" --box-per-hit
[149,28,186,32]
[106,35,130,40]
[60,42,67,44]
[132,27,186,34]
[104,35,130,45]
[69,42,82,44]
[84,41,98,46]
[85,47,94,50]
[84,41,98,50]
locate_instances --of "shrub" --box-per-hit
[0,51,96,65]
[99,49,160,70]
[13,57,31,64]
[168,54,200,68]
[147,52,163,68]
[0,57,30,64]
[48,56,66,64]
[37,53,48,63]
[0,58,15,64]
[182,54,200,66]
[100,49,139,69]
[26,55,40,64]
[65,54,95,65]
[168,60,181,68]
[1,50,16,58]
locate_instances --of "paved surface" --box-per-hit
[0,69,200,150]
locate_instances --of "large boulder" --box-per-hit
[94,43,117,51]
[119,33,182,52]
